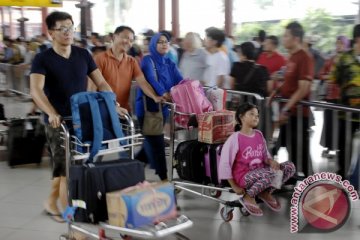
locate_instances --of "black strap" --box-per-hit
[242,63,259,85]
[145,57,162,112]
[150,57,158,81]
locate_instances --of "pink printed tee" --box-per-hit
[218,130,271,188]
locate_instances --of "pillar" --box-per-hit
[171,0,179,38]
[17,7,28,38]
[17,17,29,39]
[41,7,48,35]
[158,0,165,32]
[224,0,233,36]
[0,7,5,38]
[9,7,13,38]
[76,0,94,38]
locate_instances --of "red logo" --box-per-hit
[301,183,350,232]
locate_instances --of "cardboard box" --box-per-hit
[106,182,177,229]
[197,110,235,144]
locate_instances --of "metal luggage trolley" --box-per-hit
[166,90,268,222]
[59,113,193,240]
[0,119,10,164]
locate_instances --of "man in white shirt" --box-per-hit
[203,27,230,88]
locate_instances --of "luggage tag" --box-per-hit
[108,140,120,149]
[62,206,77,223]
[23,120,34,137]
[62,200,86,222]
[108,140,126,153]
[24,120,34,130]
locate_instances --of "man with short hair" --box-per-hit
[203,27,230,88]
[30,11,117,222]
[94,26,163,112]
[254,29,267,60]
[257,35,286,93]
[272,21,314,178]
[257,36,286,75]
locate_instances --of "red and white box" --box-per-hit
[197,110,235,144]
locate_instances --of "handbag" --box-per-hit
[142,97,163,135]
[142,58,164,136]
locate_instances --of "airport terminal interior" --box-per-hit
[1,0,360,239]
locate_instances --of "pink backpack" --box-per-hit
[171,79,213,127]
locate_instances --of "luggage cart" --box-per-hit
[0,116,45,166]
[0,120,7,142]
[0,120,7,155]
[59,113,193,240]
[166,90,267,222]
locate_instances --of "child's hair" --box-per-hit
[234,102,259,131]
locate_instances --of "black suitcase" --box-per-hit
[69,158,145,223]
[204,144,223,186]
[7,118,46,167]
[0,103,5,120]
[175,140,206,183]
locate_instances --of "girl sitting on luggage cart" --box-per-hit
[218,103,296,216]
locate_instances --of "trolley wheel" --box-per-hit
[175,188,182,194]
[220,207,234,222]
[121,235,132,240]
[210,190,222,198]
[239,206,250,216]
[59,234,71,240]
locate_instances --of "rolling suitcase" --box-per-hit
[204,144,223,185]
[175,140,205,183]
[7,117,46,167]
[69,158,145,223]
[68,91,145,223]
[0,103,5,120]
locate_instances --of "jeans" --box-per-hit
[137,117,168,180]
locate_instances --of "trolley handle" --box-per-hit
[61,113,134,126]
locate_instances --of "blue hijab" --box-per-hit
[135,33,183,118]
[148,33,170,64]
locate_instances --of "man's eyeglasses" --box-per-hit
[52,26,75,34]
[157,41,169,45]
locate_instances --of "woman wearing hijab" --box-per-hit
[319,36,350,156]
[135,32,183,181]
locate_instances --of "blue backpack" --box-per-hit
[70,91,125,162]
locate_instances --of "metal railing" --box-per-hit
[270,97,360,180]
[3,75,355,188]
[0,63,31,96]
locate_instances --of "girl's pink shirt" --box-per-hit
[218,129,271,187]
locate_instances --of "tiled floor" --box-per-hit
[0,94,359,240]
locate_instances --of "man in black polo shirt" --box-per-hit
[30,11,117,222]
